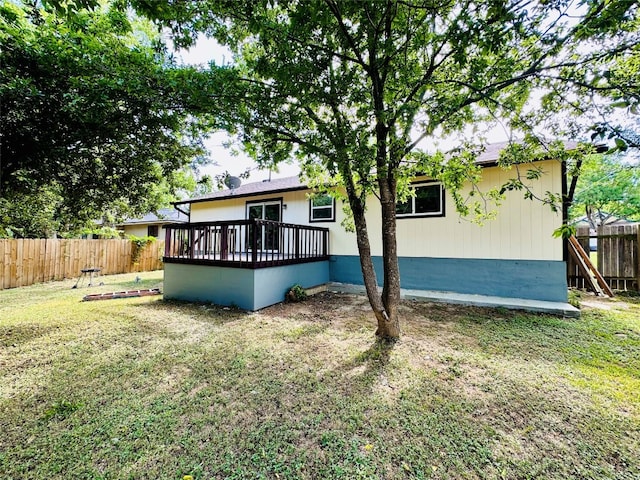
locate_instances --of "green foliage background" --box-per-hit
[0,1,212,237]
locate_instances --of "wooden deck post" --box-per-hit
[323,230,329,257]
[221,225,228,260]
[251,220,258,266]
[164,227,171,257]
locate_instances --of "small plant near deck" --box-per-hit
[127,235,156,264]
[43,400,83,420]
[286,284,307,302]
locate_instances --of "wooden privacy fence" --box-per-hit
[568,224,640,292]
[0,239,164,290]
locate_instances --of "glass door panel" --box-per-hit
[246,202,281,252]
[247,205,263,251]
[264,203,280,250]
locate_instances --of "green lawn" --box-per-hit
[1,272,638,479]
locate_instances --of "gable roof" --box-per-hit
[473,140,579,166]
[176,140,582,206]
[572,213,638,227]
[175,176,307,206]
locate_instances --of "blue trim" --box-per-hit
[253,262,329,309]
[329,255,567,303]
[164,264,256,309]
[164,261,329,310]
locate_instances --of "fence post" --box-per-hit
[597,225,604,281]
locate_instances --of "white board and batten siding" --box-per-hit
[190,190,312,224]
[189,160,563,263]
[331,159,562,261]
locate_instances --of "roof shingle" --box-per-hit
[176,140,580,205]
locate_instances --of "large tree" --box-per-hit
[569,153,640,227]
[133,0,639,339]
[0,1,213,236]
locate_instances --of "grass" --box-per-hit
[0,272,639,479]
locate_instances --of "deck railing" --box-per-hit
[163,219,330,269]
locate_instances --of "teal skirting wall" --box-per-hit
[329,255,568,303]
[163,261,330,310]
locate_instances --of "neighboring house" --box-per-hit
[117,208,188,239]
[572,213,635,229]
[572,214,636,251]
[163,142,571,310]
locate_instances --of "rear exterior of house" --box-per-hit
[163,149,567,310]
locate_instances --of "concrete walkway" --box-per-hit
[327,282,580,318]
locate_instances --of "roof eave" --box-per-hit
[173,185,311,206]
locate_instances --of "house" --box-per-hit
[572,214,637,251]
[117,208,188,239]
[573,213,635,228]
[162,142,571,310]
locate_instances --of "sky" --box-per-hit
[173,35,563,185]
[174,36,301,183]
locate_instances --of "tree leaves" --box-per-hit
[0,1,211,236]
[130,0,639,337]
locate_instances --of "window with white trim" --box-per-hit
[309,194,335,222]
[396,182,445,218]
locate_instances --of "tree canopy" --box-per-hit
[130,0,639,339]
[6,0,638,337]
[570,154,640,227]
[0,1,213,237]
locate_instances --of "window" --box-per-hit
[147,225,159,237]
[309,194,335,222]
[396,182,444,218]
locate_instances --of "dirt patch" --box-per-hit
[577,291,638,312]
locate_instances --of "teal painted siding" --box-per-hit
[163,263,256,308]
[164,261,329,310]
[329,255,568,303]
[254,262,330,309]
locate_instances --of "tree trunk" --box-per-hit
[377,174,401,340]
[344,183,401,341]
[340,179,399,340]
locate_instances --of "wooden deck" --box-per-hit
[163,220,330,269]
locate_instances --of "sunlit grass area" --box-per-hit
[1,272,638,479]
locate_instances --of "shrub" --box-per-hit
[286,284,307,302]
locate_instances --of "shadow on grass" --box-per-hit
[0,323,61,347]
[134,298,253,325]
[354,337,394,367]
[2,293,639,480]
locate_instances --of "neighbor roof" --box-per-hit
[176,140,582,205]
[117,208,188,226]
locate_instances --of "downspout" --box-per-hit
[563,143,607,262]
[172,202,191,223]
[561,160,569,263]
